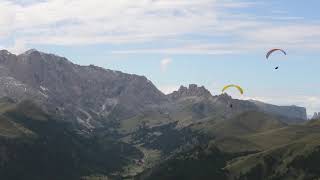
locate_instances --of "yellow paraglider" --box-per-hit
[222,84,244,95]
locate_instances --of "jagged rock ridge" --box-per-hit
[0,49,167,130]
[168,84,212,100]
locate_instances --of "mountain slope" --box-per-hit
[193,111,287,137]
[135,145,230,180]
[0,49,167,131]
[135,115,320,180]
[227,133,320,180]
[0,98,144,180]
[191,111,288,153]
[250,100,307,122]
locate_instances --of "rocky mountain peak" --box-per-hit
[22,49,40,55]
[19,49,73,64]
[0,49,12,56]
[214,93,233,104]
[168,84,212,100]
[217,93,232,99]
[0,49,167,130]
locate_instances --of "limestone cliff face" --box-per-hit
[0,49,167,129]
[250,100,307,121]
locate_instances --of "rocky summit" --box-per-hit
[168,84,212,100]
[0,49,167,131]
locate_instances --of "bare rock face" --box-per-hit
[250,100,307,122]
[0,49,167,130]
[168,84,212,100]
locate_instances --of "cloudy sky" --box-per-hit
[1,0,320,116]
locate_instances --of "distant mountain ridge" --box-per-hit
[0,49,307,132]
[166,85,307,122]
[249,100,307,121]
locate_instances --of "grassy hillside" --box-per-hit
[135,112,320,180]
[193,111,287,137]
[227,135,320,180]
[135,145,231,180]
[0,97,318,180]
[0,98,144,180]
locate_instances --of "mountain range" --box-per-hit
[0,49,315,180]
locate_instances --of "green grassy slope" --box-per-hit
[193,111,287,137]
[227,134,320,180]
[0,98,144,180]
[135,112,320,180]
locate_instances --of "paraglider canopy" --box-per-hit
[266,49,287,70]
[222,84,244,95]
[222,85,243,109]
[266,49,287,59]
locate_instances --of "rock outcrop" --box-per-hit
[168,84,212,100]
[250,100,307,121]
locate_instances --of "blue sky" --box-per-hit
[0,0,319,115]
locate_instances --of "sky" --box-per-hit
[0,0,319,116]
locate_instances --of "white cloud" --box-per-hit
[0,0,296,47]
[160,57,172,72]
[0,0,318,56]
[112,47,236,55]
[0,0,221,46]
[216,1,259,8]
[111,22,320,55]
[245,25,320,44]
